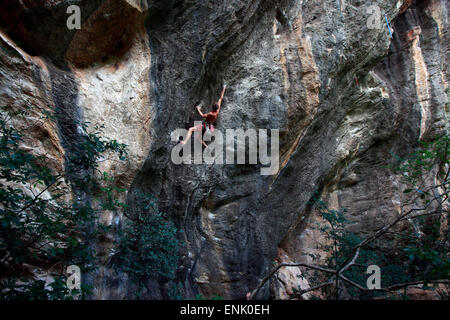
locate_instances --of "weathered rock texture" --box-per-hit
[0,0,448,299]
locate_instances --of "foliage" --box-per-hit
[307,196,407,299]
[394,135,448,186]
[301,135,449,300]
[115,191,182,298]
[0,106,128,300]
[395,135,450,294]
[168,281,185,300]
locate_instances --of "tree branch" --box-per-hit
[249,262,335,299]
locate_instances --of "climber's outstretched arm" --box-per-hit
[196,103,206,118]
[217,85,227,111]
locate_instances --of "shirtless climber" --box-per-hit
[179,85,227,147]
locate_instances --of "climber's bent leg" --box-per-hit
[181,125,201,145]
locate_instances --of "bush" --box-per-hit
[0,106,128,299]
[115,191,182,298]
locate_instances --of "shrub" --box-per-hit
[0,106,128,299]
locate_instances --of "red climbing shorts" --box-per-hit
[193,122,214,133]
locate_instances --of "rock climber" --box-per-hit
[179,84,227,147]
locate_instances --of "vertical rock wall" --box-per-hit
[0,0,447,299]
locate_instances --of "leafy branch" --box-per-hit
[250,135,449,300]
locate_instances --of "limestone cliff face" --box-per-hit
[0,0,448,299]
